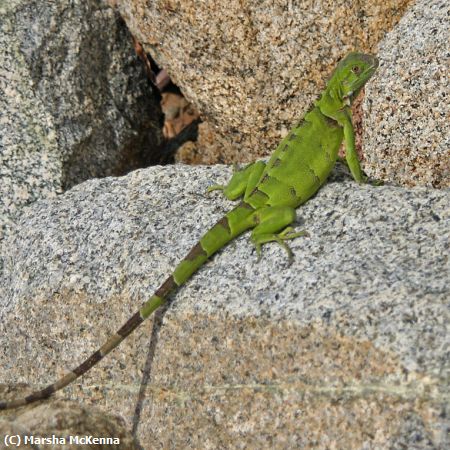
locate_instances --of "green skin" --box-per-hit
[0,52,378,410]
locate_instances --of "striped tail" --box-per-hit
[0,202,255,410]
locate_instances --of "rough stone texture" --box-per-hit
[0,0,163,242]
[112,0,411,165]
[0,394,137,449]
[0,165,448,449]
[362,0,450,188]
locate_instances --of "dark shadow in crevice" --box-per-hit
[151,117,201,165]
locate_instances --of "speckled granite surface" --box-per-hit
[0,164,448,448]
[0,0,163,242]
[112,0,411,165]
[363,0,450,188]
[0,398,137,449]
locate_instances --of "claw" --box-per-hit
[338,159,383,187]
[280,228,309,240]
[279,226,295,237]
[358,174,384,187]
[251,228,308,262]
[277,228,309,260]
[275,237,294,261]
[206,184,224,194]
[255,243,262,262]
[369,178,384,186]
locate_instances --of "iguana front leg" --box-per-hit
[336,108,384,186]
[336,107,364,183]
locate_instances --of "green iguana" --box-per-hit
[0,52,378,410]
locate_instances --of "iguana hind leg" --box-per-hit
[207,161,265,200]
[250,206,307,260]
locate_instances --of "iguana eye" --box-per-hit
[351,65,361,74]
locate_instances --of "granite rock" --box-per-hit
[112,0,411,165]
[362,0,450,188]
[0,392,137,449]
[0,164,448,448]
[0,0,163,242]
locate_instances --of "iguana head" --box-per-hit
[332,52,379,104]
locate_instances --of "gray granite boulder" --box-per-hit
[363,0,449,188]
[0,164,448,449]
[0,394,137,449]
[0,0,163,241]
[113,0,411,165]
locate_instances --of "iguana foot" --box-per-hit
[358,173,384,186]
[367,177,384,186]
[252,226,308,262]
[206,164,241,193]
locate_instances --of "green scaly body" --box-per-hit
[0,52,378,410]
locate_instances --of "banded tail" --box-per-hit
[0,202,256,410]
